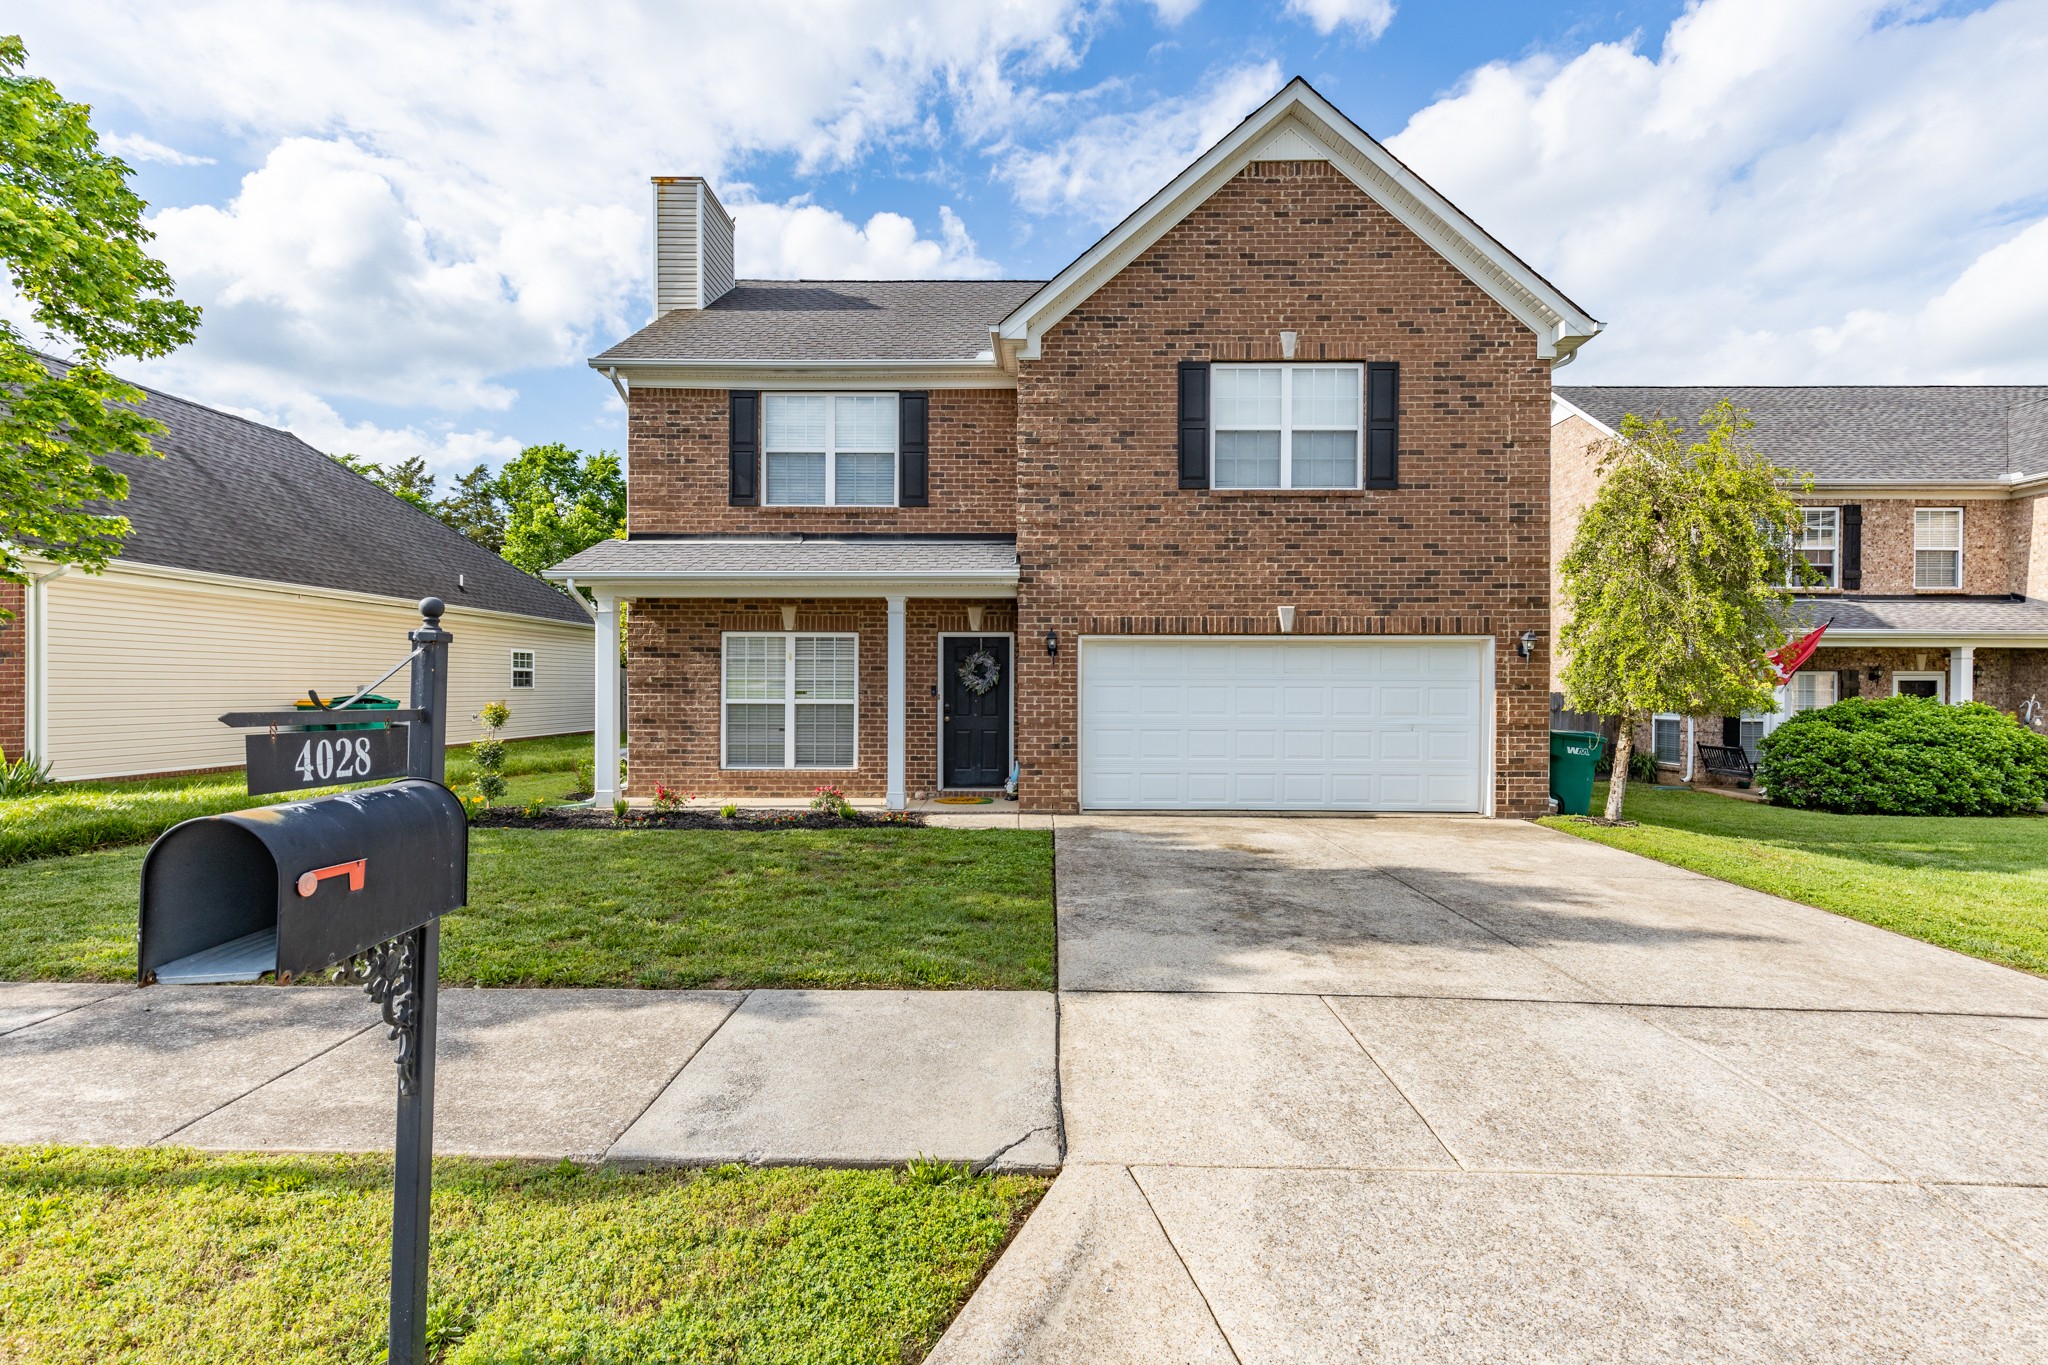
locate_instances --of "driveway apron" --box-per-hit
[931,814,2048,1364]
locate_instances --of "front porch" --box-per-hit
[545,537,1022,810]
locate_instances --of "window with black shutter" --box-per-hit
[1366,361,1399,488]
[898,391,929,507]
[728,390,759,506]
[1841,504,1862,589]
[1178,360,1209,489]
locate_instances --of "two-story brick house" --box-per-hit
[547,79,1602,815]
[1551,387,2048,775]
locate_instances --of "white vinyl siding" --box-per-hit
[1914,508,1962,588]
[763,394,897,506]
[1792,507,1838,588]
[1211,365,1362,490]
[36,565,593,781]
[722,632,857,769]
[1079,638,1485,811]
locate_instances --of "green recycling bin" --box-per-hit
[1549,729,1605,816]
[294,693,399,732]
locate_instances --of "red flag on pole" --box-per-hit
[1769,622,1830,685]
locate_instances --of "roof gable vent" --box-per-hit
[651,176,735,317]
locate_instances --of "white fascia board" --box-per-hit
[588,358,1011,391]
[1798,478,2021,499]
[1550,393,1618,437]
[998,78,1600,362]
[93,557,594,630]
[1817,627,2048,647]
[538,570,1019,599]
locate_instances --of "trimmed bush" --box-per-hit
[1758,697,2048,816]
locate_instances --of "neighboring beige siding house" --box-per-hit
[2,365,595,781]
[1550,386,2048,777]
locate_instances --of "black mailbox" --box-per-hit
[140,779,467,985]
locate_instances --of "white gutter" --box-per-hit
[24,563,72,759]
[602,367,629,406]
[539,569,1019,600]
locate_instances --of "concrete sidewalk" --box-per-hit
[0,983,1060,1172]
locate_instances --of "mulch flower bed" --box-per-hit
[469,805,924,832]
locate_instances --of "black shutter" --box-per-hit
[1177,360,1209,489]
[1840,504,1862,589]
[898,391,929,507]
[728,390,759,506]
[1366,362,1400,489]
[1839,669,1861,700]
[1722,716,1741,746]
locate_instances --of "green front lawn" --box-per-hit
[1541,783,2048,977]
[0,734,592,866]
[0,827,1056,989]
[0,1145,1045,1365]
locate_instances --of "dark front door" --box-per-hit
[943,636,1011,788]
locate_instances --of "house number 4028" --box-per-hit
[294,735,377,783]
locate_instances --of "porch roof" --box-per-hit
[542,535,1020,598]
[1797,594,2048,645]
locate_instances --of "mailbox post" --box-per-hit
[140,597,459,1365]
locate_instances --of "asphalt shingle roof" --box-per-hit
[1795,595,2048,634]
[61,362,591,625]
[593,280,1046,364]
[549,536,1020,578]
[1556,385,2048,483]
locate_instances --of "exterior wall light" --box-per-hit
[1045,629,1059,659]
[1517,630,1538,660]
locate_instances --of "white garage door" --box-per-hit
[1079,638,1488,812]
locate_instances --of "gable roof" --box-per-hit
[1555,385,2048,484]
[996,77,1601,364]
[594,280,1042,366]
[46,358,592,625]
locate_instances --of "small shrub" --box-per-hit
[611,796,629,823]
[652,784,685,813]
[719,802,739,819]
[571,757,595,798]
[479,699,511,731]
[470,702,510,806]
[1759,697,2048,816]
[809,785,855,819]
[0,749,55,798]
[457,788,487,822]
[520,797,548,820]
[1628,749,1660,784]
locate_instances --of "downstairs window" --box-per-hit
[722,633,858,769]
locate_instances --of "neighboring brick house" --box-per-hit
[548,79,1602,815]
[1551,387,2048,779]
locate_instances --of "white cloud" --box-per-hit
[998,61,1283,225]
[1284,0,1395,39]
[1146,0,1204,24]
[732,200,1000,279]
[100,132,214,166]
[1385,0,2048,382]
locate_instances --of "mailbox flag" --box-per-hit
[1769,622,1830,685]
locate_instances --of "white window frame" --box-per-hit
[509,649,535,689]
[1211,363,1363,490]
[1914,507,1963,589]
[1651,713,1683,767]
[1893,672,1947,703]
[1788,670,1838,713]
[1737,713,1767,764]
[719,631,860,770]
[1790,506,1839,589]
[762,393,898,508]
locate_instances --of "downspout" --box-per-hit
[24,563,73,761]
[603,367,629,406]
[1682,716,1694,784]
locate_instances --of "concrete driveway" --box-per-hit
[933,815,2048,1363]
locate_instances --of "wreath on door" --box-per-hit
[957,648,1001,696]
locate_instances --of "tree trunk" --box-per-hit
[1604,721,1635,821]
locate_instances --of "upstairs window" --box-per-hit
[722,633,857,769]
[509,650,535,689]
[1914,508,1962,589]
[763,394,896,507]
[1211,365,1362,489]
[1791,508,1838,589]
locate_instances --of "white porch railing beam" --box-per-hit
[886,595,907,811]
[593,595,621,805]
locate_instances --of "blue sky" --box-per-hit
[14,0,2047,483]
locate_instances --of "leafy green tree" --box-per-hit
[0,34,201,610]
[1558,401,1806,820]
[498,442,625,580]
[379,455,436,509]
[436,463,507,552]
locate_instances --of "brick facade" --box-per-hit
[1011,160,1553,815]
[0,582,23,758]
[627,387,1018,536]
[625,596,1016,798]
[1792,495,2015,595]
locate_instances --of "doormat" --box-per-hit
[933,795,994,805]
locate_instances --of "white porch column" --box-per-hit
[1950,645,1975,704]
[593,594,620,805]
[886,595,907,811]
